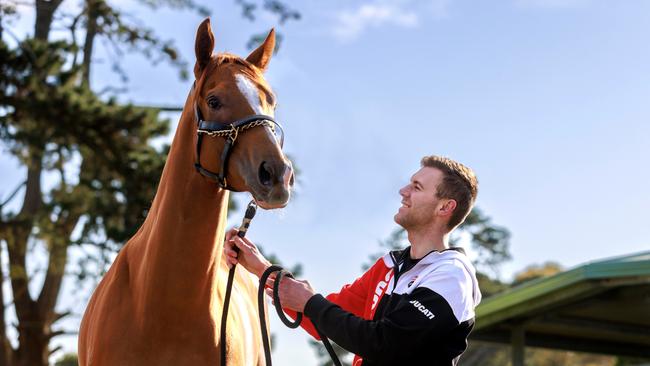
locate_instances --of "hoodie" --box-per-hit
[300,246,482,366]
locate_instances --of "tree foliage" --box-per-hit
[0,0,301,364]
[53,353,78,366]
[235,0,300,51]
[454,207,511,275]
[511,261,563,287]
[0,32,170,366]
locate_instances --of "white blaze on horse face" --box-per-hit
[235,74,273,117]
[235,73,279,147]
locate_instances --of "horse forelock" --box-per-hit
[193,52,274,114]
[196,53,259,89]
[216,53,257,72]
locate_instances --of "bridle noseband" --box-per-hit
[193,84,285,191]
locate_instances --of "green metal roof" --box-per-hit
[476,250,650,326]
[471,250,650,357]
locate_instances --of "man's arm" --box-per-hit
[304,286,460,363]
[278,258,385,339]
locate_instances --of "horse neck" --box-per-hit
[128,93,229,311]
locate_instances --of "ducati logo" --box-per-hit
[409,300,435,320]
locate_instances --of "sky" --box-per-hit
[3,0,650,364]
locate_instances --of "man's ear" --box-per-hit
[245,29,275,72]
[439,199,457,218]
[194,18,215,79]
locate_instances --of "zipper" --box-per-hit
[390,249,416,292]
[389,247,454,292]
[389,251,400,292]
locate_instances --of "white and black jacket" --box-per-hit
[295,247,482,366]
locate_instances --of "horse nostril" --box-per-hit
[289,171,295,186]
[259,161,273,187]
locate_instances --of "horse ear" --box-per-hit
[194,18,215,78]
[245,29,275,72]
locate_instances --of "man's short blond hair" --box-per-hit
[421,156,478,230]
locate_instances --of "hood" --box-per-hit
[382,246,482,308]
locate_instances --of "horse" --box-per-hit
[78,18,293,366]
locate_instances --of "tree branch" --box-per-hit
[47,329,78,341]
[97,85,128,96]
[37,212,80,320]
[35,0,64,40]
[18,153,43,217]
[6,224,35,324]
[68,11,84,70]
[48,344,61,355]
[81,0,101,87]
[52,311,71,324]
[0,240,14,365]
[0,180,26,211]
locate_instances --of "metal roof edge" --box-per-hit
[476,250,650,318]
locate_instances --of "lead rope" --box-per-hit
[258,266,342,366]
[220,201,257,365]
[220,201,341,366]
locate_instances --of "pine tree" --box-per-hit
[0,1,300,364]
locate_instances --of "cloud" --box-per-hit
[515,0,592,9]
[332,3,420,42]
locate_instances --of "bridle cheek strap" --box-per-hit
[194,132,234,189]
[193,105,284,191]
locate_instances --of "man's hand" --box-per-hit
[266,276,316,313]
[224,228,271,278]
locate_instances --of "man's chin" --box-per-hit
[394,214,406,228]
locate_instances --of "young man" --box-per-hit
[224,155,482,365]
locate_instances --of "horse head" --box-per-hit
[192,18,293,209]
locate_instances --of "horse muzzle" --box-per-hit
[251,160,293,209]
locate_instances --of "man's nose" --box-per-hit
[399,186,409,197]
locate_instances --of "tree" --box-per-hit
[0,1,300,365]
[454,208,511,276]
[511,261,563,286]
[54,353,78,366]
[0,36,170,366]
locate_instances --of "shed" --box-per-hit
[470,251,650,365]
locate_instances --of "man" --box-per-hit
[224,155,482,365]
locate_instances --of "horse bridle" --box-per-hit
[193,83,285,190]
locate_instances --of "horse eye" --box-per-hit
[207,96,222,110]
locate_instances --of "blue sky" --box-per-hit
[3,0,650,364]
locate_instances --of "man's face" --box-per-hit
[394,167,444,230]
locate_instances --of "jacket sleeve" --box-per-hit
[284,258,383,340]
[303,267,467,363]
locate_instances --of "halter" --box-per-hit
[193,85,285,191]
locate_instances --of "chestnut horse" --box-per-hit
[78,18,293,366]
